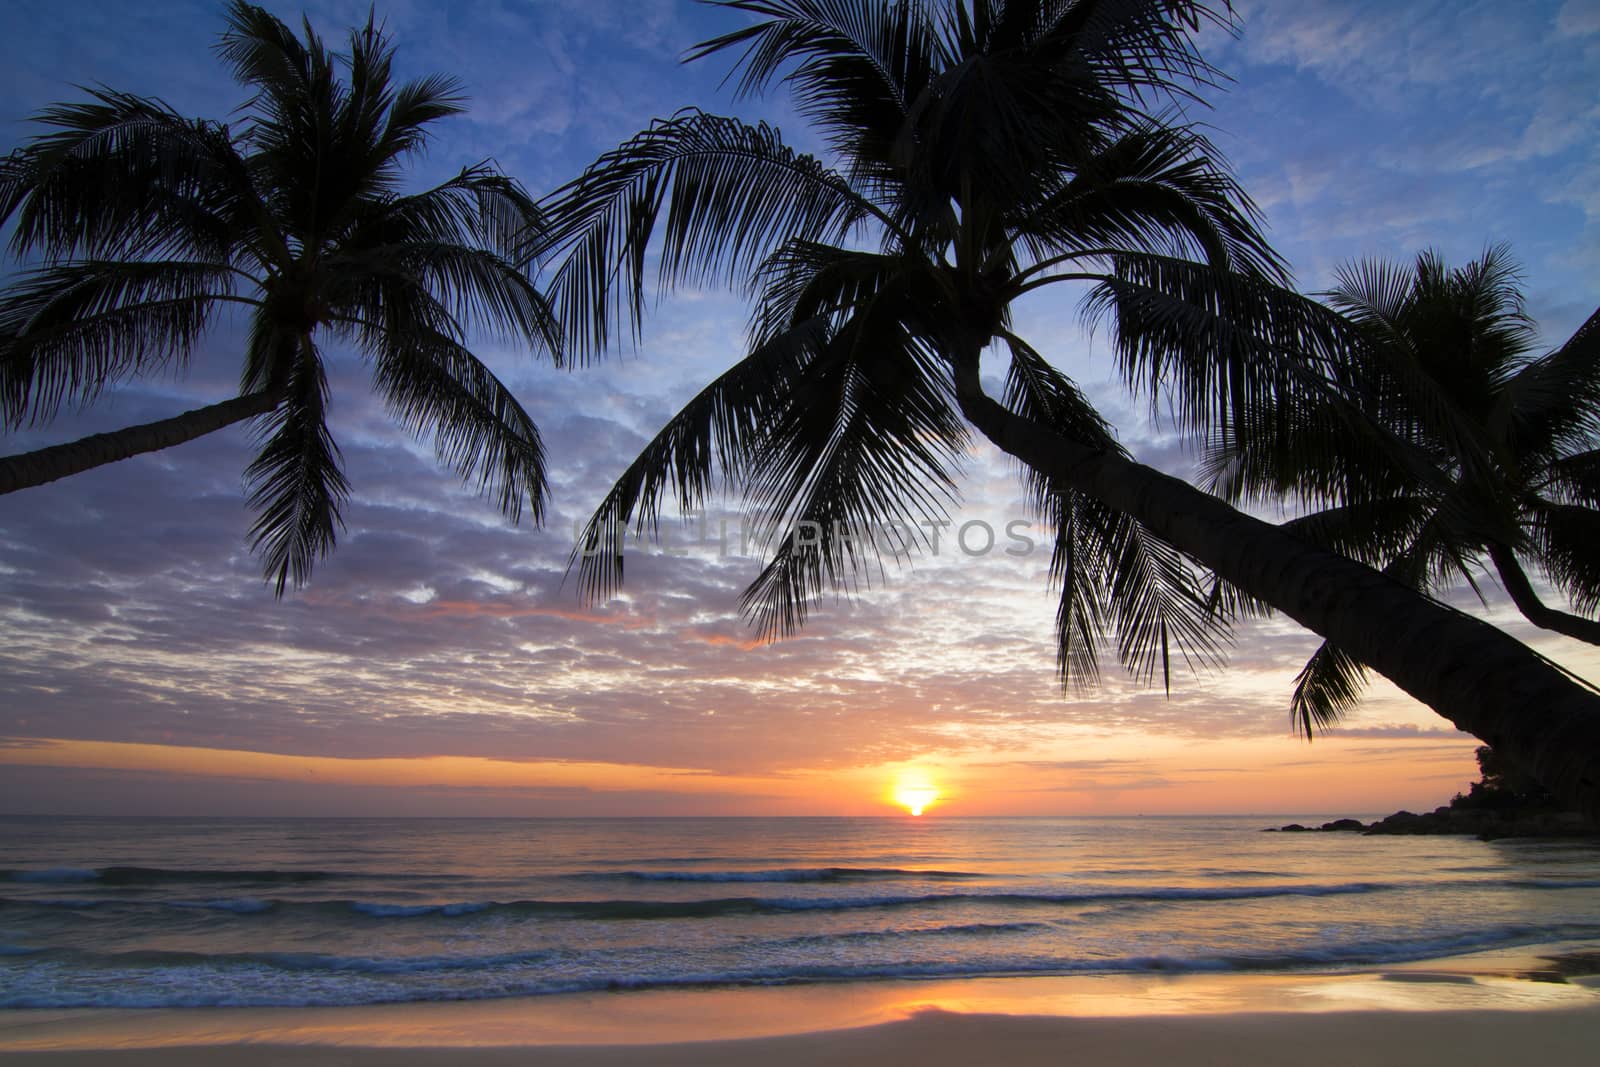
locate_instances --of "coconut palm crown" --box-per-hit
[539,0,1600,817]
[1205,247,1600,733]
[550,0,1334,690]
[0,2,558,593]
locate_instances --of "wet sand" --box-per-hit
[4,949,1598,1066]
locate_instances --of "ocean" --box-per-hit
[3,815,1599,1009]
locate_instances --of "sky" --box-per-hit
[1,0,1597,818]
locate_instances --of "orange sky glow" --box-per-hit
[1,730,1483,818]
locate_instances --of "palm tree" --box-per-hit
[0,2,557,593]
[1204,247,1600,734]
[538,0,1600,817]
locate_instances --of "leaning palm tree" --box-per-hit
[0,2,557,592]
[539,0,1600,816]
[1205,247,1600,734]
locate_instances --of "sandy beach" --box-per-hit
[5,954,1600,1067]
[3,1008,1600,1067]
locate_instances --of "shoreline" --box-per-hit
[5,1009,1600,1067]
[4,941,1599,1062]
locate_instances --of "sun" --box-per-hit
[892,779,941,817]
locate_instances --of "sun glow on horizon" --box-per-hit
[892,775,941,816]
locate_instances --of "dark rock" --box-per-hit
[1367,810,1425,834]
[1268,808,1595,839]
[1363,806,1596,840]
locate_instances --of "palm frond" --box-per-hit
[999,329,1117,490]
[539,110,872,361]
[1045,491,1111,687]
[219,1,468,251]
[1540,448,1600,509]
[1098,496,1227,689]
[371,328,547,524]
[1197,386,1434,510]
[690,0,937,190]
[0,260,241,426]
[220,2,378,247]
[347,163,545,263]
[1010,0,1236,103]
[996,332,1110,686]
[336,11,465,186]
[1000,331,1227,690]
[1398,503,1489,603]
[245,341,348,596]
[1083,253,1388,485]
[914,4,1239,249]
[1277,497,1433,568]
[216,1,317,101]
[1014,118,1282,279]
[570,319,830,603]
[1530,502,1600,616]
[1507,307,1600,460]
[739,312,968,639]
[239,311,296,398]
[378,74,469,164]
[748,240,917,345]
[331,240,558,353]
[0,89,253,265]
[1289,640,1368,738]
[1443,245,1538,388]
[1323,251,1525,488]
[327,20,466,227]
[335,9,402,170]
[1087,254,1461,535]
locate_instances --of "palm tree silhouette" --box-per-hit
[0,2,558,593]
[539,0,1600,815]
[1205,247,1600,733]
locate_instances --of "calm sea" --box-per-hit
[3,816,1599,1009]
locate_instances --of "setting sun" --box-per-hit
[893,778,941,816]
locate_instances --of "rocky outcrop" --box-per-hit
[1266,808,1596,840]
[1363,806,1595,839]
[1266,744,1598,840]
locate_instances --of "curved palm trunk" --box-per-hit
[0,390,280,495]
[1486,543,1600,646]
[951,351,1600,821]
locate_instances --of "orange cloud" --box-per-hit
[415,600,643,627]
[694,633,765,651]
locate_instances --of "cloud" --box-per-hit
[1324,725,1473,740]
[1556,1,1600,36]
[1207,0,1597,317]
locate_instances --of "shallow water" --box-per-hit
[3,815,1598,1008]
